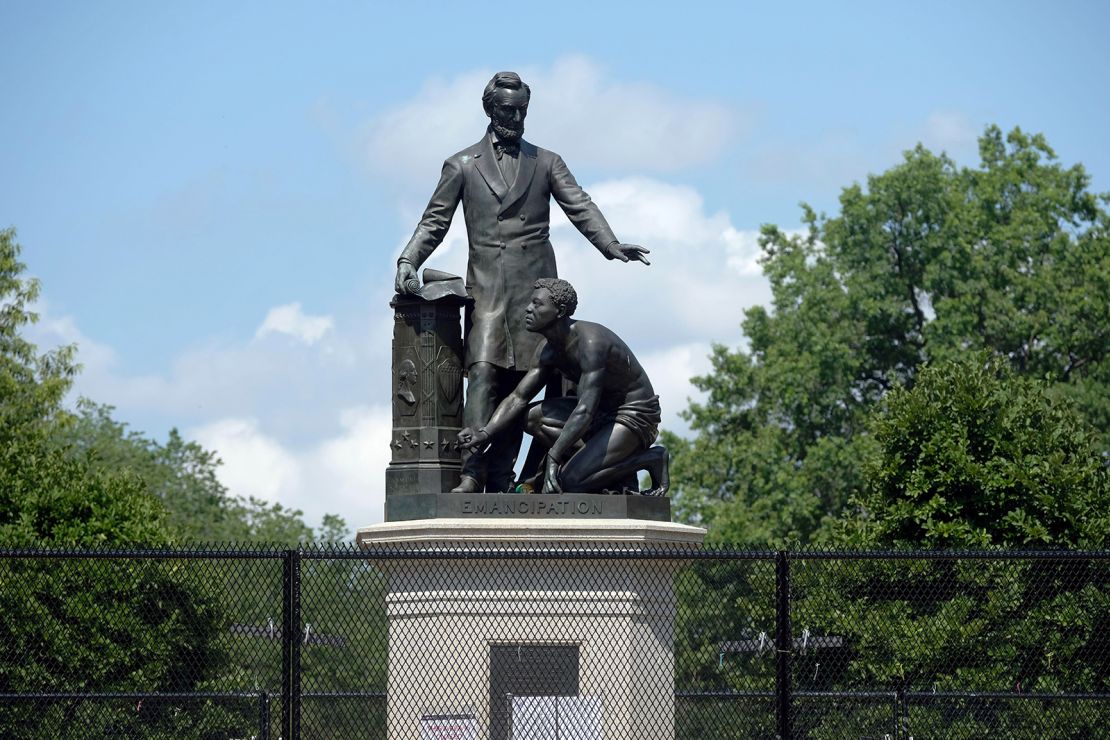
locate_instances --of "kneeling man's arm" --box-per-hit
[458,366,551,449]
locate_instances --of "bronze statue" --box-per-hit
[394,72,649,494]
[458,279,669,496]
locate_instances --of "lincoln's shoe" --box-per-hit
[450,475,482,494]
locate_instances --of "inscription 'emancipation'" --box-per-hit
[460,499,604,516]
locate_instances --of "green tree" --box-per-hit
[0,228,166,547]
[59,401,345,545]
[779,359,1109,734]
[2,228,358,736]
[56,402,238,540]
[668,126,1110,546]
[316,512,351,542]
[0,228,241,736]
[844,356,1108,548]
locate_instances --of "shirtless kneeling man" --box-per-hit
[458,278,669,496]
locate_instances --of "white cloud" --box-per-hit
[312,405,392,524]
[189,417,303,504]
[724,229,765,277]
[37,298,394,528]
[29,295,397,529]
[365,55,743,189]
[547,176,773,351]
[29,297,381,435]
[32,308,119,373]
[524,55,741,172]
[363,68,490,188]
[255,302,334,345]
[188,406,392,528]
[638,343,715,436]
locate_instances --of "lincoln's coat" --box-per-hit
[400,132,617,371]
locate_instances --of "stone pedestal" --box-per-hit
[387,292,470,495]
[357,518,706,740]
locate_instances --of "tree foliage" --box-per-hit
[796,357,1110,718]
[1,227,342,547]
[1,228,168,547]
[0,228,233,735]
[844,356,1108,548]
[668,126,1110,546]
[58,402,334,544]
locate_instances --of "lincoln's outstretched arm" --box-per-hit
[549,154,650,265]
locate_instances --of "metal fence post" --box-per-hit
[776,550,792,740]
[290,547,302,740]
[281,548,302,740]
[281,551,292,737]
[259,690,270,740]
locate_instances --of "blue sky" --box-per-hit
[3,1,1108,527]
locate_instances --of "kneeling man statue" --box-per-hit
[458,278,669,496]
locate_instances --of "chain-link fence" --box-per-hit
[0,545,1105,738]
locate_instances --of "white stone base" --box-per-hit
[357,518,706,740]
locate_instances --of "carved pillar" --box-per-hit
[386,291,469,495]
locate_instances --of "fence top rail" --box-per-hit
[675,690,899,699]
[0,546,289,560]
[793,691,900,699]
[0,691,267,700]
[301,691,387,699]
[787,549,1110,561]
[903,691,1110,701]
[0,545,775,561]
[675,690,776,698]
[0,544,1107,560]
[3,689,1103,702]
[673,690,1110,700]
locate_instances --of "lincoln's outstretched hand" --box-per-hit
[602,242,651,265]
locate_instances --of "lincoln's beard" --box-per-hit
[491,120,523,142]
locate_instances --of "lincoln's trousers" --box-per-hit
[461,362,525,492]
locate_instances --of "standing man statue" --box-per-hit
[458,278,669,496]
[394,71,650,493]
